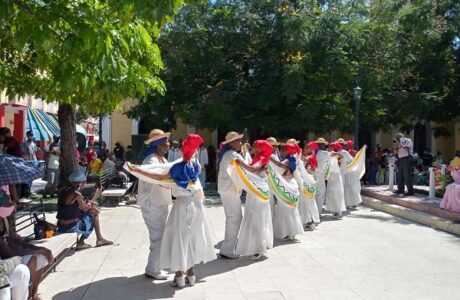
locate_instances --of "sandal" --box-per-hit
[76,243,92,251]
[96,239,114,247]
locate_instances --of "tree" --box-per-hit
[0,0,197,184]
[129,0,459,140]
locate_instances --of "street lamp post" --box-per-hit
[353,86,362,147]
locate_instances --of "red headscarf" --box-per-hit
[347,140,356,156]
[306,141,319,170]
[251,140,274,166]
[181,134,203,162]
[283,143,301,156]
[329,141,343,152]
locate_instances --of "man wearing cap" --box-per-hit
[218,131,246,259]
[314,138,330,215]
[168,140,182,162]
[138,129,172,279]
[393,133,414,197]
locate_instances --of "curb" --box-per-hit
[361,189,460,222]
[362,197,460,236]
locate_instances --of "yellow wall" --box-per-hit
[170,120,214,146]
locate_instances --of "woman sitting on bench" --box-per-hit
[56,170,113,250]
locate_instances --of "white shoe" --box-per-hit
[171,276,185,288]
[145,270,168,280]
[248,253,265,261]
[186,275,196,286]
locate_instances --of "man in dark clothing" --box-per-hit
[113,142,124,161]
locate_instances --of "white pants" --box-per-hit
[219,191,242,257]
[140,201,169,276]
[315,176,326,215]
[10,264,30,300]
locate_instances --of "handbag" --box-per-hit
[33,213,57,240]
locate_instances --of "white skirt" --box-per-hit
[325,173,346,214]
[298,193,320,224]
[344,173,363,207]
[159,195,216,271]
[274,197,304,239]
[236,193,273,256]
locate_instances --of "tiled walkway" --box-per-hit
[41,203,460,300]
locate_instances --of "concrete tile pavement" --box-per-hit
[40,203,460,300]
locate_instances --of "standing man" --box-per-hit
[218,132,245,259]
[393,133,414,197]
[21,131,38,162]
[167,140,182,162]
[138,129,172,280]
[113,142,125,161]
[198,143,209,186]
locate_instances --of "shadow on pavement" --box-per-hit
[52,255,260,299]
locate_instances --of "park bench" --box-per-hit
[99,167,133,205]
[16,198,79,277]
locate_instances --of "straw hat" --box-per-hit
[337,138,346,144]
[316,137,329,145]
[266,137,280,146]
[286,138,300,145]
[144,129,171,145]
[222,131,244,145]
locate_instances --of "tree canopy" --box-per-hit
[0,0,197,182]
[129,0,460,138]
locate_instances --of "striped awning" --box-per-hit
[26,108,87,142]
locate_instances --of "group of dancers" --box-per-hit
[126,129,366,288]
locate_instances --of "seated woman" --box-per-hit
[440,157,460,213]
[0,192,50,300]
[56,170,113,250]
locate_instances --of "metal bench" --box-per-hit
[15,198,79,277]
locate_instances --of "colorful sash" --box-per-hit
[228,160,270,201]
[346,146,367,179]
[267,162,299,207]
[297,159,316,199]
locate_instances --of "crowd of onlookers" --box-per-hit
[364,143,450,187]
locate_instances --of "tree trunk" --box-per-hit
[58,103,77,186]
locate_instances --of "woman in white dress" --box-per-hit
[129,134,216,288]
[325,142,346,218]
[269,142,304,240]
[234,140,274,261]
[299,141,321,230]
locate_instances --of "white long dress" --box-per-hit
[235,165,273,256]
[344,148,366,207]
[297,160,320,224]
[159,180,216,271]
[273,175,304,239]
[315,150,330,213]
[325,156,346,214]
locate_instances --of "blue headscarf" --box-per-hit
[286,156,297,173]
[219,143,231,162]
[142,138,167,161]
[170,161,200,189]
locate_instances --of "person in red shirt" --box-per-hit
[85,145,95,163]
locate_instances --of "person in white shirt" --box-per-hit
[197,144,209,186]
[167,140,182,162]
[218,132,246,259]
[138,129,172,280]
[393,133,414,196]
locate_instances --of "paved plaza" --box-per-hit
[40,202,460,300]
